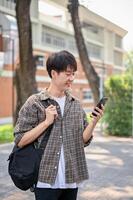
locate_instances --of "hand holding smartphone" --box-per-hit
[92,97,108,117]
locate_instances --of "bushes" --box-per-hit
[103,73,132,137]
[0,124,14,143]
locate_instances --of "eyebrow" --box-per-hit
[65,70,75,73]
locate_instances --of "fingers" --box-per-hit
[47,105,56,109]
[95,106,104,116]
[47,105,56,112]
[91,105,104,121]
[101,104,105,111]
[46,105,58,118]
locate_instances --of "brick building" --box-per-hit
[0,0,127,124]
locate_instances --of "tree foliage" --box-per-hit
[103,72,132,136]
[124,50,133,74]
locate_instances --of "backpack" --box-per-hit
[8,143,43,190]
[7,99,55,191]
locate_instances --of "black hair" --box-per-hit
[46,50,77,78]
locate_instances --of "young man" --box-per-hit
[14,50,104,200]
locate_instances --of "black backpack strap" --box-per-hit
[38,99,57,149]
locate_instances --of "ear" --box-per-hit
[51,70,57,79]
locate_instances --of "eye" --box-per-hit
[66,73,71,76]
[66,72,75,76]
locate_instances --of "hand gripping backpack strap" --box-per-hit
[35,98,59,165]
[36,98,57,149]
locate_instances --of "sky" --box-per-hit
[80,0,133,51]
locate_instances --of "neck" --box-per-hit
[47,83,65,98]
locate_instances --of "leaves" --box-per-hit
[0,125,14,143]
[103,73,132,136]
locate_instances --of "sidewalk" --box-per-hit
[0,132,133,200]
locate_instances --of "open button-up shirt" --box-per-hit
[14,89,92,184]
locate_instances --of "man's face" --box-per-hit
[52,66,76,91]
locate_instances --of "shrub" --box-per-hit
[0,124,14,143]
[103,73,132,137]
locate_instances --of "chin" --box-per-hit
[66,83,72,87]
[66,85,71,90]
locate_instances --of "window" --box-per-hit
[114,51,123,66]
[115,34,122,48]
[45,33,52,44]
[87,43,102,59]
[53,36,65,48]
[82,90,93,102]
[68,39,77,53]
[34,55,45,67]
[6,0,16,3]
[42,31,53,46]
[83,22,99,34]
[42,27,66,49]
[88,25,99,34]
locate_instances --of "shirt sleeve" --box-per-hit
[82,109,93,147]
[14,95,38,145]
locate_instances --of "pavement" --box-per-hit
[0,132,133,200]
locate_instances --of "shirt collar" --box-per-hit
[39,88,76,101]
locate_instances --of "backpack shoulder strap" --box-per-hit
[38,98,56,149]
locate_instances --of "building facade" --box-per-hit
[0,0,127,124]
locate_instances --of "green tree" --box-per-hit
[124,50,133,74]
[103,72,132,136]
[103,51,133,136]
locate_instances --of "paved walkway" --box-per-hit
[0,133,133,200]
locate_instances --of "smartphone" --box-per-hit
[92,97,108,117]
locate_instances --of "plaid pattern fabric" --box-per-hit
[14,89,91,184]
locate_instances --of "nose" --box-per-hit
[69,74,74,82]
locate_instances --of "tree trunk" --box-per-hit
[14,0,37,124]
[68,0,100,103]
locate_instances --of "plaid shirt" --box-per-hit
[14,89,92,184]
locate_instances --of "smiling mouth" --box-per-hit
[66,83,71,86]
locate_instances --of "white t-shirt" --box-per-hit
[37,96,77,188]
